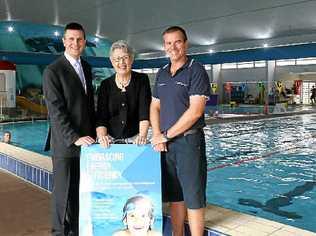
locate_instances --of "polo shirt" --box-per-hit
[152,58,210,131]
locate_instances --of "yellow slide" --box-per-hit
[16,96,47,115]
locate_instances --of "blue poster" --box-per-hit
[79,144,163,236]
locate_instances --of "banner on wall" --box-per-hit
[79,144,163,236]
[275,81,283,93]
[294,80,302,95]
[257,81,265,90]
[240,83,246,92]
[224,82,232,93]
[211,83,218,93]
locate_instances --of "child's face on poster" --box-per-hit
[126,208,151,236]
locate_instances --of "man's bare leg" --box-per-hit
[187,208,205,236]
[170,201,186,236]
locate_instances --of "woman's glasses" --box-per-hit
[112,55,130,63]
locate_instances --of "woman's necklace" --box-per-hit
[115,75,131,92]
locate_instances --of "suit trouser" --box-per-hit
[52,157,80,236]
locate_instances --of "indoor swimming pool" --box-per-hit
[1,115,315,232]
[206,104,315,115]
[205,114,316,232]
[0,120,49,155]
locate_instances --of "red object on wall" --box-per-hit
[224,82,232,93]
[0,61,16,70]
[294,80,302,95]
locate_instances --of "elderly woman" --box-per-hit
[96,40,151,147]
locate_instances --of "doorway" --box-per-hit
[302,81,316,104]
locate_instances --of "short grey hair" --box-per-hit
[110,40,134,59]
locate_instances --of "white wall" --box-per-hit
[140,63,316,103]
[221,67,267,82]
[277,64,316,77]
[218,64,316,101]
[0,70,16,108]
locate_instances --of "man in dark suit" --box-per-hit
[43,22,96,236]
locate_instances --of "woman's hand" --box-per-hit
[96,126,111,148]
[97,135,112,148]
[136,120,149,145]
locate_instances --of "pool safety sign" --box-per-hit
[79,144,163,236]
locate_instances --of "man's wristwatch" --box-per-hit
[163,130,171,142]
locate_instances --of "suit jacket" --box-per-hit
[43,55,96,158]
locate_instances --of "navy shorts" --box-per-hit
[161,129,207,209]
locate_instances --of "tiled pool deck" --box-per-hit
[0,142,315,236]
[0,170,51,236]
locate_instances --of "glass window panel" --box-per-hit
[237,62,254,69]
[296,57,316,65]
[255,61,266,67]
[204,64,212,70]
[222,63,237,69]
[276,59,296,66]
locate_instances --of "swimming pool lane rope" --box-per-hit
[207,133,316,172]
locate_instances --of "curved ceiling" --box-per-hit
[1,0,316,58]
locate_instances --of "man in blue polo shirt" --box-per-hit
[150,26,210,236]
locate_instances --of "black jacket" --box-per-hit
[43,55,96,158]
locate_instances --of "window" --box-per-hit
[237,61,254,69]
[133,69,142,73]
[204,64,212,70]
[141,68,155,74]
[133,68,159,74]
[276,59,296,66]
[221,63,237,69]
[296,57,316,65]
[255,61,266,68]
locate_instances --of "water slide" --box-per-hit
[16,96,47,115]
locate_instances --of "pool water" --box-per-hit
[0,120,49,155]
[1,115,316,232]
[205,114,316,232]
[206,104,314,115]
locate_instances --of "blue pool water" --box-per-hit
[206,104,314,115]
[0,120,49,155]
[205,114,316,232]
[1,115,316,232]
